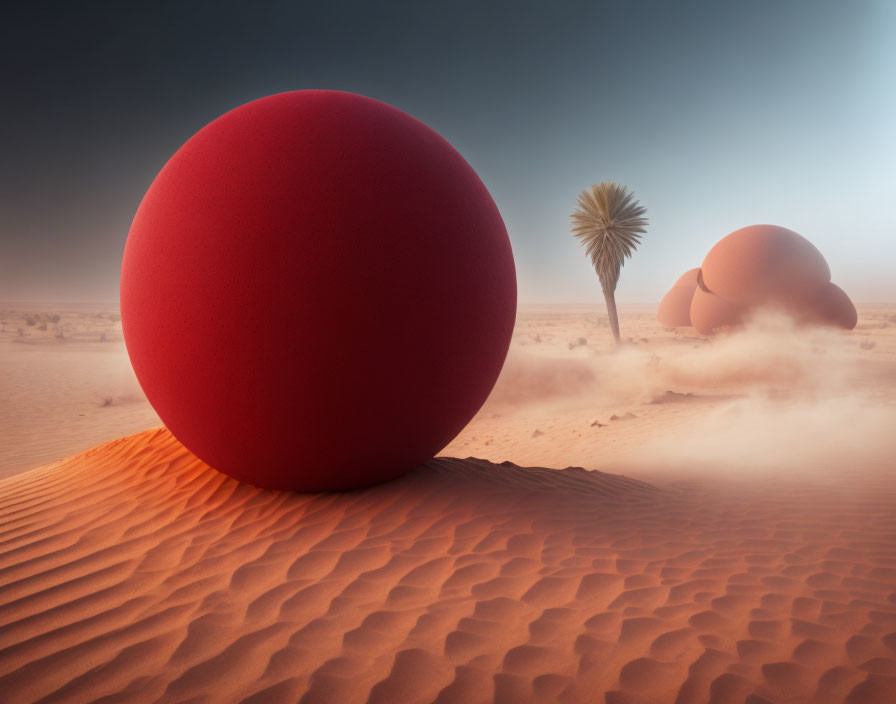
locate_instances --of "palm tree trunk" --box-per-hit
[602,285,621,344]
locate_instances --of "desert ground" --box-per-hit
[1,302,895,703]
[0,304,159,479]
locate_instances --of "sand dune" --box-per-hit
[2,428,895,703]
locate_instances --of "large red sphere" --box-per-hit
[121,91,516,491]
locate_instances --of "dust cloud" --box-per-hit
[490,311,895,479]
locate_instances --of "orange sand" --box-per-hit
[2,428,895,703]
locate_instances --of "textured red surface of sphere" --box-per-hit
[657,267,700,328]
[121,91,517,491]
[702,225,830,307]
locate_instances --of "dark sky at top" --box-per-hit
[2,1,894,302]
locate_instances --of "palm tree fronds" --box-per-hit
[570,182,648,291]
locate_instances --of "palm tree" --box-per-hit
[570,182,648,344]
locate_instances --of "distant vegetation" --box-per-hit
[2,310,120,344]
[571,182,648,344]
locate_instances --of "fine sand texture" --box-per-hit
[1,302,895,703]
[1,428,895,704]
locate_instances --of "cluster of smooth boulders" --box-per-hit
[658,225,857,334]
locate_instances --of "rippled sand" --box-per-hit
[1,428,895,703]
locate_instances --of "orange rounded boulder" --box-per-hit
[690,280,744,335]
[701,225,831,308]
[660,225,857,335]
[657,267,700,328]
[806,282,858,330]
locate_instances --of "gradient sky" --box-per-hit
[2,0,894,303]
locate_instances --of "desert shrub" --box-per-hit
[25,316,35,326]
[38,322,47,331]
[49,314,60,323]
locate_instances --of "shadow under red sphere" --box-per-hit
[121,91,517,491]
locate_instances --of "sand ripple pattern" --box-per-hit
[1,429,895,703]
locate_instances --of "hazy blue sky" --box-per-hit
[2,0,894,303]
